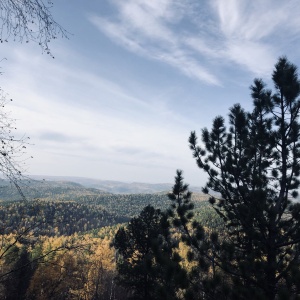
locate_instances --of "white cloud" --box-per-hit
[0,44,198,184]
[211,0,300,75]
[89,0,220,85]
[91,0,300,82]
[224,41,275,76]
[3,0,300,186]
[156,50,221,85]
[116,0,176,43]
[214,0,300,41]
[184,37,221,59]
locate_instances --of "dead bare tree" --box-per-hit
[0,0,67,190]
[0,89,30,199]
[0,0,68,56]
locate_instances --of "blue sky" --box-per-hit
[1,0,300,186]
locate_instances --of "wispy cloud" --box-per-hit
[3,0,300,185]
[90,0,300,82]
[1,44,194,181]
[211,0,300,75]
[89,0,220,85]
[213,0,300,41]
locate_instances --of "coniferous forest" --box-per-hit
[0,180,215,299]
[1,57,300,299]
[1,2,300,300]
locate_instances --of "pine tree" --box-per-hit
[168,170,229,300]
[114,205,187,300]
[189,57,300,299]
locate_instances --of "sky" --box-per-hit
[1,0,300,186]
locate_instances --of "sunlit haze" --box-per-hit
[1,0,300,186]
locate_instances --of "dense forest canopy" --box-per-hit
[0,180,216,299]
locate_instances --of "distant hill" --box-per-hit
[0,177,221,235]
[0,200,128,236]
[0,179,110,202]
[0,178,209,219]
[29,175,203,194]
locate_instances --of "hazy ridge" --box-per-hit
[29,175,203,194]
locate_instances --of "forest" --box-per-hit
[0,179,218,299]
[0,59,299,299]
[1,56,299,300]
[1,2,300,300]
[1,59,300,300]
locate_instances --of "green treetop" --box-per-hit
[189,56,300,299]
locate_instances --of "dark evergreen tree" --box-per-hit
[114,205,187,300]
[189,56,300,299]
[2,247,34,300]
[168,170,229,300]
